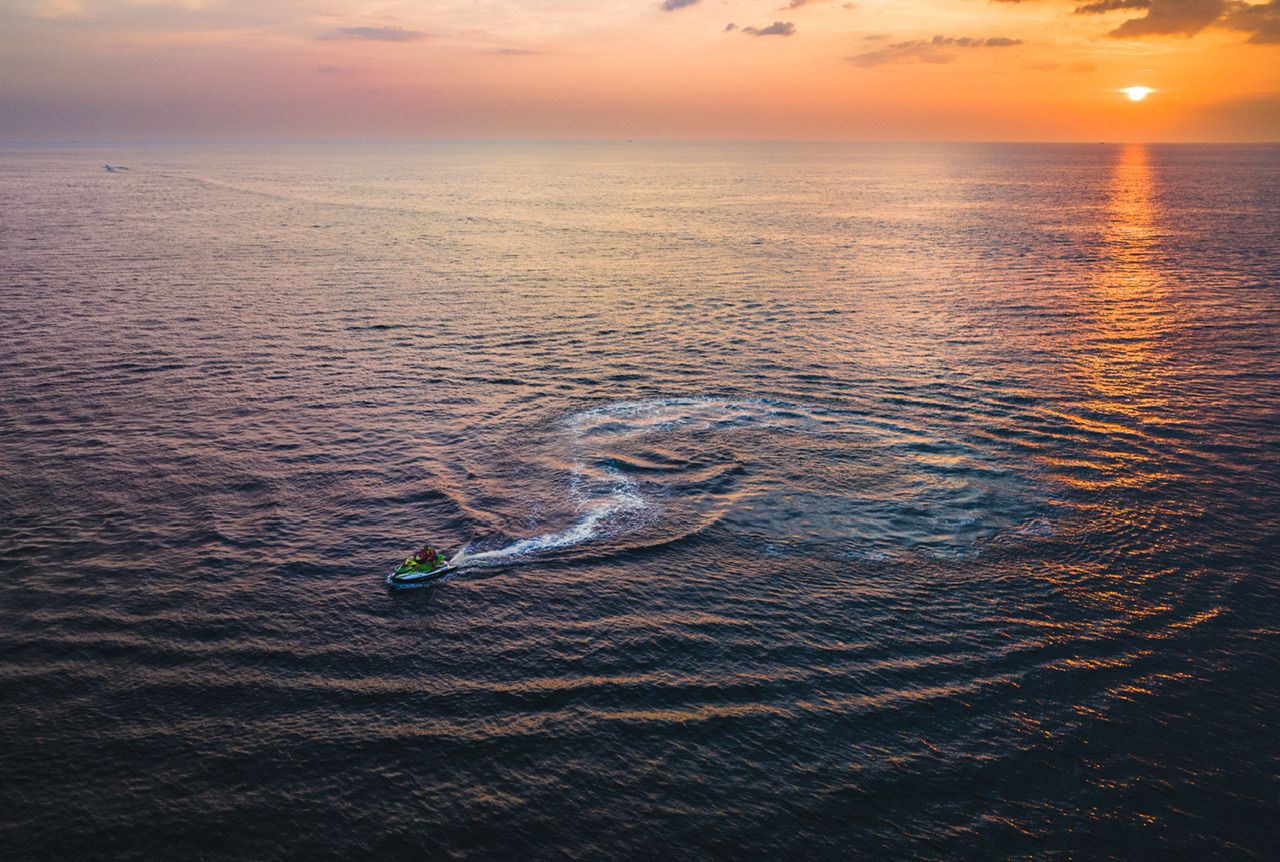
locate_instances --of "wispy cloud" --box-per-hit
[1073,0,1150,12]
[319,26,425,42]
[661,0,700,11]
[847,34,1024,67]
[1083,0,1222,36]
[1222,0,1280,43]
[742,21,797,36]
[484,47,541,56]
[991,0,1280,43]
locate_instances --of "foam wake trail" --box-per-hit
[451,468,648,567]
[447,398,832,569]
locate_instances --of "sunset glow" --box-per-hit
[1,0,1277,141]
[1123,87,1157,102]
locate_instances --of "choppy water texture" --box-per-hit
[2,143,1278,860]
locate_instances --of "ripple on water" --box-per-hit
[2,142,1277,861]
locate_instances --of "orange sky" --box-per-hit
[1,0,1277,140]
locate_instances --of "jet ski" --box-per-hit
[386,544,458,587]
[386,561,457,587]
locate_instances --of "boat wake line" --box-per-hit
[446,397,795,569]
[449,466,648,568]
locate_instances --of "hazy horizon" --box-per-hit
[5,137,1279,146]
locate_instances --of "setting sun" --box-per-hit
[1122,86,1156,102]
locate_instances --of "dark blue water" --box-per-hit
[2,142,1278,859]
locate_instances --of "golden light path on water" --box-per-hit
[1088,144,1171,405]
[1042,144,1218,672]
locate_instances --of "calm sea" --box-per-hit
[2,142,1278,860]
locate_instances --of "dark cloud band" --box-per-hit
[847,34,1024,66]
[991,0,1280,42]
[743,21,797,36]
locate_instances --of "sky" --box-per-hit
[1,0,1277,141]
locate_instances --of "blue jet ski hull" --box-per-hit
[386,564,458,587]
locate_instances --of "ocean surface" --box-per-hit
[1,142,1278,860]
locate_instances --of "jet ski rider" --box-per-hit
[407,543,447,571]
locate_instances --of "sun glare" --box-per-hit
[1121,87,1155,102]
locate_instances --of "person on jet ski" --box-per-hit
[410,543,447,570]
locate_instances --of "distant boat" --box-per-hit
[103,164,129,172]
